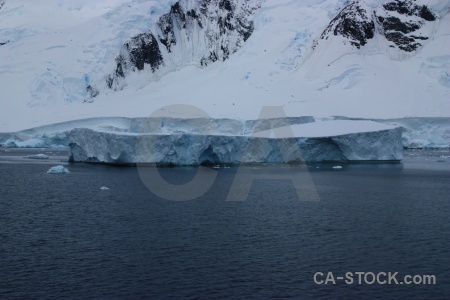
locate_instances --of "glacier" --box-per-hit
[332,117,450,149]
[67,119,403,165]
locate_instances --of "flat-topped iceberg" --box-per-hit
[1,116,447,149]
[67,119,403,165]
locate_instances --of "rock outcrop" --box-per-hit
[105,0,261,91]
[317,0,437,52]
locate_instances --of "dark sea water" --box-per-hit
[0,148,449,299]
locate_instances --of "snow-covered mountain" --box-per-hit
[0,0,449,134]
[104,0,261,92]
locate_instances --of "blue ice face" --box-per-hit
[84,74,90,86]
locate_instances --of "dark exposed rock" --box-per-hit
[376,1,437,52]
[218,0,236,34]
[377,16,421,34]
[383,0,436,21]
[419,6,436,21]
[317,0,437,53]
[383,1,413,15]
[127,33,163,71]
[236,17,254,41]
[157,2,187,53]
[319,2,375,49]
[106,32,163,89]
[106,76,114,89]
[155,0,254,58]
[200,51,219,67]
[155,0,255,66]
[187,9,202,27]
[219,0,233,12]
[385,32,421,52]
[86,85,99,98]
[99,0,259,93]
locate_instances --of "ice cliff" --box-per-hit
[0,117,446,150]
[67,119,403,165]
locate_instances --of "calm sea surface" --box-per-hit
[0,148,449,299]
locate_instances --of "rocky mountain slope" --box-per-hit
[315,0,438,52]
[103,0,261,92]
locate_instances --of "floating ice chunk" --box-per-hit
[100,186,109,190]
[47,165,69,174]
[332,166,343,169]
[23,154,49,159]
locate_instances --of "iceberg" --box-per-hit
[47,165,70,174]
[67,119,403,165]
[100,186,109,190]
[0,116,313,148]
[1,116,447,150]
[23,154,49,159]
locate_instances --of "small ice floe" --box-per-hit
[332,166,343,169]
[47,165,70,174]
[100,186,109,190]
[437,155,448,162]
[24,154,49,159]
